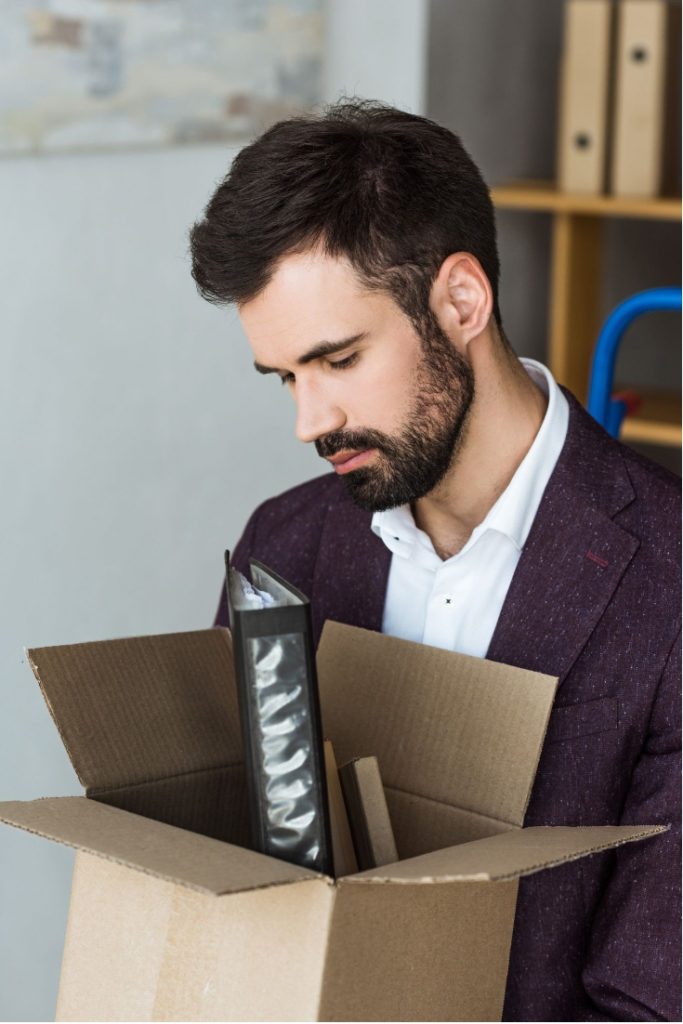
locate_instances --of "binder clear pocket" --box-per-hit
[227,555,332,875]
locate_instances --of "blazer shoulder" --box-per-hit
[620,443,681,510]
[564,392,680,526]
[617,443,681,587]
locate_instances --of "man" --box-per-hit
[190,100,680,1021]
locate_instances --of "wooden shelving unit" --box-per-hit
[619,389,682,447]
[491,180,682,448]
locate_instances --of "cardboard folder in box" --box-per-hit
[0,623,662,1022]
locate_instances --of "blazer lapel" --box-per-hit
[310,490,391,645]
[487,394,639,684]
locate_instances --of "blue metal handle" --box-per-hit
[587,287,682,437]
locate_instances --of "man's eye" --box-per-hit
[329,353,358,371]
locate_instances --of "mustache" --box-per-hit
[315,428,394,459]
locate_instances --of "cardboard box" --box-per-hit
[0,622,662,1022]
[338,755,398,870]
[324,740,359,877]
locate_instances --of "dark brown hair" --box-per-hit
[190,98,502,331]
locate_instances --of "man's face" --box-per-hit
[241,250,474,512]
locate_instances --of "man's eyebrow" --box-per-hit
[253,332,367,375]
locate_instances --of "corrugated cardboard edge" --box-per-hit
[25,646,88,787]
[0,817,326,899]
[0,797,332,897]
[317,621,560,831]
[342,824,668,885]
[339,756,398,869]
[324,741,359,877]
[516,687,557,827]
[25,629,241,794]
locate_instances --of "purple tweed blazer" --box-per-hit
[216,393,681,1021]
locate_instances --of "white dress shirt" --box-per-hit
[371,359,569,658]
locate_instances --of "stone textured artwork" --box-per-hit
[0,0,324,155]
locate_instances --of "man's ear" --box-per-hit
[430,252,493,349]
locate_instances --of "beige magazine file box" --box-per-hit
[0,622,663,1022]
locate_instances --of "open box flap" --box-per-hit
[0,797,322,895]
[318,623,558,833]
[27,628,240,791]
[341,824,667,884]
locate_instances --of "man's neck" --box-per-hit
[412,339,548,560]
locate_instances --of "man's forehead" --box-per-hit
[242,252,359,325]
[269,248,356,291]
[239,251,383,363]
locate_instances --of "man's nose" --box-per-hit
[294,380,346,444]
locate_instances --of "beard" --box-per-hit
[315,311,475,512]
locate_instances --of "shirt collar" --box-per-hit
[371,358,569,558]
[480,358,568,550]
[371,502,438,566]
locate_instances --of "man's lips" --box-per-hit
[325,448,377,474]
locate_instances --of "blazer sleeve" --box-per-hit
[212,507,261,627]
[582,627,682,1021]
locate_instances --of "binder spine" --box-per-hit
[230,597,333,876]
[611,0,671,197]
[558,0,616,194]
